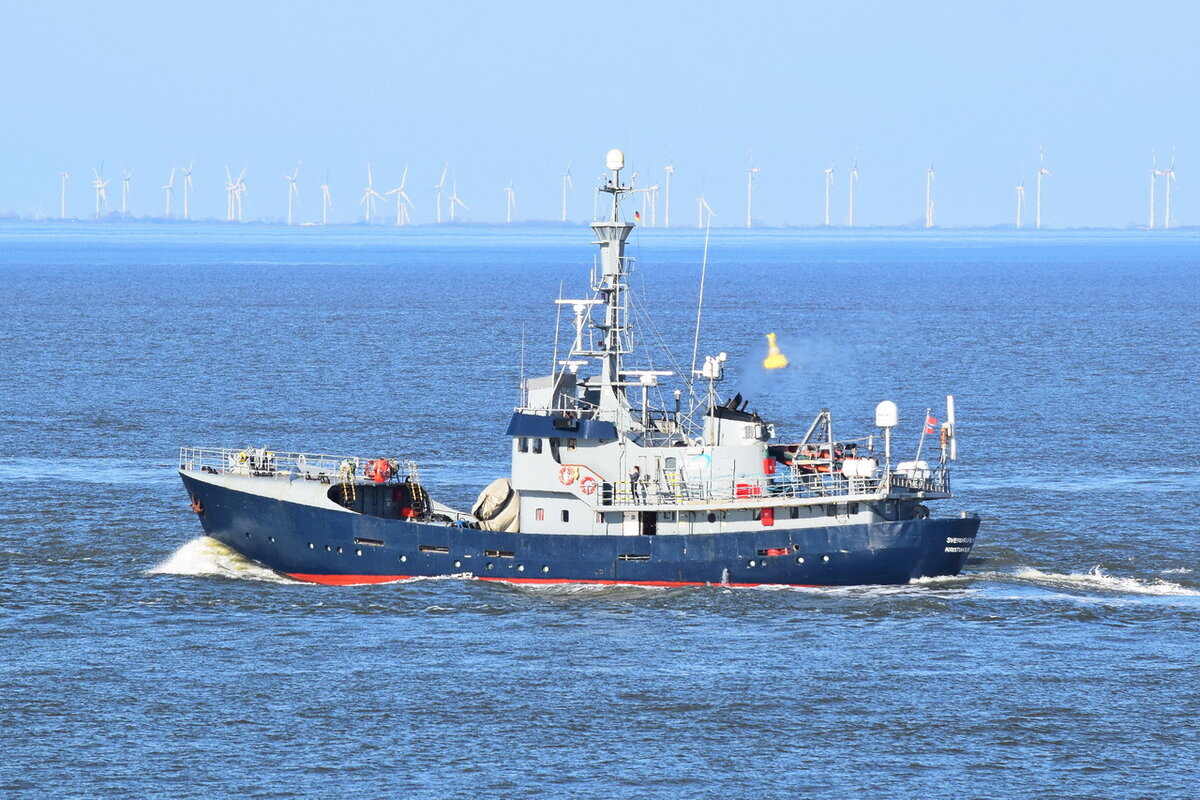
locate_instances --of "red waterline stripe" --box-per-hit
[286,573,817,589]
[287,573,415,585]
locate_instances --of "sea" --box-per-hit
[1,222,1198,799]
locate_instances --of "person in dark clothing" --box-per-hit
[629,465,643,503]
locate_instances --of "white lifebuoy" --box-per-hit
[558,465,579,485]
[579,476,598,495]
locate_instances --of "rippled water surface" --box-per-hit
[2,223,1198,798]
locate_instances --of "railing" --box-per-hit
[179,446,394,484]
[598,465,949,508]
[888,470,951,494]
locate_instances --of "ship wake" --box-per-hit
[148,537,296,584]
[1005,566,1200,597]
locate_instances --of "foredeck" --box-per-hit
[179,446,397,484]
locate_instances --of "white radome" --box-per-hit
[606,149,625,171]
[875,400,899,429]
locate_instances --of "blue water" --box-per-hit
[2,222,1199,798]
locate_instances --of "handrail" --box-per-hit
[598,465,949,508]
[179,446,406,484]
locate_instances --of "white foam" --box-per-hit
[147,536,295,584]
[491,580,670,596]
[1010,566,1200,597]
[746,576,977,597]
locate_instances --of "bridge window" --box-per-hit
[532,438,543,454]
[561,509,570,523]
[518,437,529,453]
[535,508,545,521]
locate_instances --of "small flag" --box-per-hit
[924,415,938,434]
[634,210,641,221]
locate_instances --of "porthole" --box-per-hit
[796,557,805,564]
[337,547,344,554]
[308,543,314,550]
[454,560,462,568]
[517,564,525,572]
[325,545,332,552]
[541,565,549,573]
[399,555,407,563]
[749,560,757,567]
[707,512,717,523]
[356,549,363,557]
[244,532,251,538]
[822,555,830,563]
[269,536,276,543]
[486,562,494,570]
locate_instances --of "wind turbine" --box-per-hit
[162,167,175,218]
[503,179,516,224]
[432,163,449,223]
[234,169,247,221]
[121,168,134,217]
[224,167,236,221]
[59,171,69,219]
[283,162,301,225]
[662,163,674,228]
[1015,182,1025,229]
[561,163,573,223]
[696,195,715,229]
[1162,152,1177,230]
[360,163,384,223]
[320,179,333,226]
[447,177,468,222]
[746,165,760,228]
[823,163,834,226]
[640,184,659,226]
[92,168,110,219]
[847,161,859,227]
[182,161,194,220]
[925,165,935,228]
[384,165,414,226]
[1036,147,1051,229]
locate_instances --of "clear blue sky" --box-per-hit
[2,1,1196,227]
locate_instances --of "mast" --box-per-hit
[590,149,636,418]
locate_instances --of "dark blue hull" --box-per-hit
[180,474,979,587]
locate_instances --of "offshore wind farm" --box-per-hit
[8,148,1190,228]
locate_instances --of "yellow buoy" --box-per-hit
[763,332,789,370]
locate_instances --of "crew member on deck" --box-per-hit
[629,465,643,503]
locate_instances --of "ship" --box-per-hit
[177,149,980,587]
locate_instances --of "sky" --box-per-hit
[2,0,1198,227]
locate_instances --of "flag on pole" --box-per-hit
[634,210,641,221]
[924,415,938,434]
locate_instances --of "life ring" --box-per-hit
[237,450,248,463]
[579,476,597,495]
[558,465,579,485]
